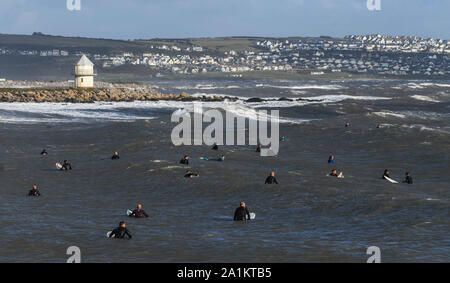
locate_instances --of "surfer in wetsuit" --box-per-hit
[184,170,199,178]
[256,144,262,153]
[61,160,72,171]
[328,155,335,164]
[234,202,251,221]
[330,169,344,178]
[111,152,120,160]
[345,122,350,127]
[265,172,278,184]
[202,155,225,162]
[382,169,390,179]
[212,143,219,150]
[180,155,189,165]
[129,204,149,218]
[28,185,41,197]
[109,221,132,239]
[403,172,413,184]
[40,149,48,156]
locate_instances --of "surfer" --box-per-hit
[345,122,350,127]
[212,143,219,150]
[265,172,278,184]
[180,155,189,165]
[111,152,120,160]
[184,170,199,178]
[202,155,225,162]
[60,160,72,171]
[256,143,262,153]
[328,155,335,164]
[109,221,132,239]
[403,172,413,184]
[234,202,251,221]
[28,185,41,197]
[129,204,149,218]
[376,124,383,129]
[329,169,343,178]
[382,169,390,179]
[40,149,48,156]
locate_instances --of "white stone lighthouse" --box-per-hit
[75,55,94,88]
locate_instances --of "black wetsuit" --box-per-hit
[404,176,413,184]
[382,174,390,179]
[28,189,41,197]
[61,162,72,170]
[256,147,261,153]
[41,150,48,155]
[111,155,120,160]
[109,227,132,239]
[212,144,219,150]
[185,172,199,178]
[330,173,338,177]
[234,206,251,221]
[130,209,149,218]
[180,158,189,165]
[265,176,278,184]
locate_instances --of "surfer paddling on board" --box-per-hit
[129,204,149,218]
[382,169,390,180]
[234,202,251,221]
[184,170,199,178]
[180,155,190,165]
[40,149,48,156]
[28,185,41,197]
[111,152,120,160]
[60,160,72,171]
[202,155,225,162]
[330,169,344,178]
[265,172,279,184]
[109,221,132,239]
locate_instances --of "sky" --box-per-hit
[0,0,449,40]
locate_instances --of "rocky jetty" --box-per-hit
[0,88,228,103]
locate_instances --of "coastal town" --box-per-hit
[1,34,449,78]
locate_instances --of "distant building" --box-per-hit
[75,55,94,88]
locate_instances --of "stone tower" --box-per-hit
[75,55,94,88]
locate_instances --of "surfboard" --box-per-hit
[126,210,133,216]
[249,213,256,220]
[55,163,62,170]
[384,176,399,184]
[106,231,112,238]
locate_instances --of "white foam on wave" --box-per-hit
[401,82,450,89]
[371,110,448,121]
[0,102,157,124]
[300,95,391,102]
[372,111,407,119]
[411,95,441,103]
[256,84,345,90]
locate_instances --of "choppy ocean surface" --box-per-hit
[0,79,449,262]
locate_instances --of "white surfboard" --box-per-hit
[55,163,62,170]
[126,210,133,216]
[249,213,256,220]
[106,231,112,238]
[384,176,399,184]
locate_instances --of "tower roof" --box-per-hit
[76,55,94,66]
